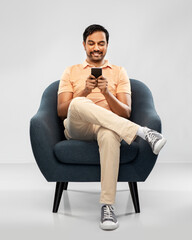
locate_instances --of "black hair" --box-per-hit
[83,24,109,43]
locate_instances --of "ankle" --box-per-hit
[136,126,145,139]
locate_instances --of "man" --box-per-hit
[57,24,166,231]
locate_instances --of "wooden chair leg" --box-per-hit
[52,182,65,213]
[128,182,140,213]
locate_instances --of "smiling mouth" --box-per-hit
[91,52,102,57]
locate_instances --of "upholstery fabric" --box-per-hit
[30,79,161,182]
[54,140,139,165]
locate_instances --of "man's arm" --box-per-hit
[57,92,73,120]
[103,91,131,119]
[57,75,97,120]
[97,76,131,119]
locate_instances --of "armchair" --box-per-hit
[30,79,161,213]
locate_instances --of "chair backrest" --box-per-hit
[37,80,64,134]
[39,80,60,115]
[130,79,156,122]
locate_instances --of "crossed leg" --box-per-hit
[63,97,139,204]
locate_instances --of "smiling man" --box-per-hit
[57,24,166,231]
[84,33,107,65]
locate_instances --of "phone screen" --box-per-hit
[91,68,102,78]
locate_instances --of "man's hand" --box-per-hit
[85,75,97,94]
[97,75,109,94]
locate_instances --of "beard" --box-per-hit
[87,51,106,62]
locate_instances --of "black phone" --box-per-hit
[91,68,102,78]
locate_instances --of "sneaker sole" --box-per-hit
[153,138,167,155]
[99,221,119,230]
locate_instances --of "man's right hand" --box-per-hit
[85,75,97,93]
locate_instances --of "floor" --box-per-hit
[0,162,192,240]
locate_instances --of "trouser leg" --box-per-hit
[97,127,121,205]
[64,98,100,140]
[64,97,139,144]
[64,97,139,205]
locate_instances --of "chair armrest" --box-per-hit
[30,108,65,180]
[131,109,162,133]
[130,78,162,133]
[130,110,161,181]
[128,79,162,180]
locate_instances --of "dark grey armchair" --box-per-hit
[30,79,161,213]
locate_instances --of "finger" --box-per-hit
[87,82,96,86]
[98,79,107,83]
[87,82,97,88]
[98,75,105,80]
[87,79,97,84]
[97,85,107,89]
[98,83,108,87]
[87,86,95,89]
[88,74,97,79]
[97,79,104,82]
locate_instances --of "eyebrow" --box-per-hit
[87,40,106,43]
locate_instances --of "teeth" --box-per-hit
[93,53,101,56]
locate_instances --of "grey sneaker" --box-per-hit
[144,127,167,155]
[100,204,119,230]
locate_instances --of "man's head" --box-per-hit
[83,24,109,65]
[83,24,109,44]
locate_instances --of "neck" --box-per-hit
[86,59,106,67]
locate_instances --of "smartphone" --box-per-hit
[91,68,102,78]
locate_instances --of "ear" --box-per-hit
[83,41,86,50]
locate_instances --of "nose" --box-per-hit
[93,43,100,51]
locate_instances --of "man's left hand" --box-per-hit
[97,75,109,95]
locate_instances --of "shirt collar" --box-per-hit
[82,60,112,69]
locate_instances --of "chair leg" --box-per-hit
[63,182,68,190]
[52,182,65,213]
[128,182,140,213]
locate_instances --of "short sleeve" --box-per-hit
[116,67,131,95]
[58,67,73,95]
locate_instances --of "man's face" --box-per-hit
[83,31,108,64]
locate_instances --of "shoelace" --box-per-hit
[103,205,114,221]
[145,131,157,146]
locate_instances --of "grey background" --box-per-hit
[0,0,191,163]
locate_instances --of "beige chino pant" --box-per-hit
[64,97,139,205]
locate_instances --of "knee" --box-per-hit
[70,97,86,106]
[69,97,92,110]
[69,97,86,111]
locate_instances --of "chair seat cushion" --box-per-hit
[54,140,139,165]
